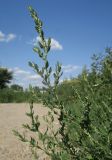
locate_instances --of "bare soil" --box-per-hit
[0,103,54,160]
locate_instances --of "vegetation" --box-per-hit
[0,66,42,103]
[0,85,42,103]
[0,87,27,103]
[12,6,112,160]
[10,84,23,91]
[0,67,13,89]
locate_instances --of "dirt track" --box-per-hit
[0,103,52,160]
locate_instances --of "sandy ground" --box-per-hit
[0,103,55,160]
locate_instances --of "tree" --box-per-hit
[0,67,13,89]
[10,84,23,91]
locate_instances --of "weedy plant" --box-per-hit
[13,6,112,160]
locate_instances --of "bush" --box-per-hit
[0,85,42,103]
[0,88,30,103]
[0,88,14,103]
[14,6,112,160]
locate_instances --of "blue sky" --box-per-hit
[0,0,112,87]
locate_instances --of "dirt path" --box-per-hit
[0,103,51,160]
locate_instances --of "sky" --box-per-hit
[0,0,112,88]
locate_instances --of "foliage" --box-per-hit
[10,84,23,91]
[57,78,79,104]
[0,84,42,103]
[0,67,13,89]
[0,87,28,103]
[14,6,112,160]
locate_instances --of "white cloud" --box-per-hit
[62,65,80,73]
[10,67,41,80]
[50,38,63,50]
[6,34,16,42]
[13,67,30,76]
[0,31,5,42]
[27,74,41,80]
[0,31,16,42]
[8,67,42,88]
[29,36,63,51]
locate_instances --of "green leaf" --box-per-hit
[38,41,44,49]
[48,38,51,46]
[53,73,56,78]
[45,61,49,69]
[28,61,34,67]
[49,67,52,74]
[30,137,36,146]
[47,38,51,52]
[45,75,48,82]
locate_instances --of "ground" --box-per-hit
[0,103,54,160]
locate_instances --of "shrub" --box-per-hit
[0,88,29,103]
[13,6,112,160]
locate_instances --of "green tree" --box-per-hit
[0,67,13,89]
[10,84,23,91]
